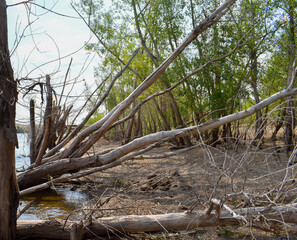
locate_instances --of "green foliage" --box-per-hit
[78,0,296,139]
[87,111,105,125]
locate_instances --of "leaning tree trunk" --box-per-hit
[0,1,20,239]
[17,87,297,192]
[29,99,36,165]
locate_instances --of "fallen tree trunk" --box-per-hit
[17,203,297,239]
[17,87,297,191]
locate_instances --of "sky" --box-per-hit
[6,0,102,124]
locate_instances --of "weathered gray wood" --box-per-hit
[35,75,52,166]
[29,99,36,164]
[17,203,297,239]
[70,222,84,240]
[17,201,33,219]
[17,220,69,240]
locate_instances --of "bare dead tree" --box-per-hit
[29,99,36,164]
[35,75,52,166]
[43,48,140,159]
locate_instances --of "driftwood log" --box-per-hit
[17,203,297,239]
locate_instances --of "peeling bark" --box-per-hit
[0,1,19,238]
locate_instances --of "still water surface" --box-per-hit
[17,133,89,220]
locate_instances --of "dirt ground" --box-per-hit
[70,137,297,239]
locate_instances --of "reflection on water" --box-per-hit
[20,189,74,220]
[16,133,90,220]
[19,188,89,221]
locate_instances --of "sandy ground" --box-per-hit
[68,137,297,239]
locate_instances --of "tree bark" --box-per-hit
[153,98,171,131]
[35,75,52,166]
[29,99,36,165]
[284,5,296,153]
[250,0,264,143]
[250,51,263,142]
[0,1,19,239]
[123,77,137,144]
[16,203,297,239]
[271,108,286,141]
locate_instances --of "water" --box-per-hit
[16,133,30,171]
[19,188,89,221]
[16,133,89,221]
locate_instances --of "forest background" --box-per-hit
[9,0,297,146]
[78,0,296,149]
